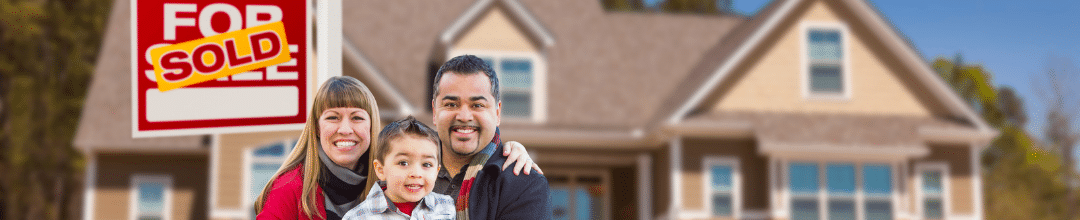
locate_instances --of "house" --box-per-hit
[75,0,997,219]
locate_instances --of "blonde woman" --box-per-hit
[255,76,540,220]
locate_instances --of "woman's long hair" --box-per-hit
[254,76,381,219]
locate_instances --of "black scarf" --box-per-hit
[317,147,368,220]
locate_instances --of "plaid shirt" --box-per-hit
[342,185,455,220]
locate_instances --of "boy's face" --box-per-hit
[374,135,441,203]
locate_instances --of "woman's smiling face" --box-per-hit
[318,107,371,169]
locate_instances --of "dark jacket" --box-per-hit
[467,142,553,219]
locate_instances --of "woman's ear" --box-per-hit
[373,160,385,181]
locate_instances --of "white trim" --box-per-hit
[914,162,951,220]
[703,157,741,219]
[845,0,994,134]
[82,152,96,220]
[637,153,653,220]
[770,157,784,217]
[440,0,554,50]
[799,21,852,101]
[129,0,138,139]
[241,139,295,219]
[669,137,682,218]
[762,143,929,159]
[665,0,802,125]
[129,174,174,220]
[207,133,249,219]
[743,210,770,220]
[971,144,984,220]
[207,133,251,219]
[446,49,548,124]
[316,0,342,87]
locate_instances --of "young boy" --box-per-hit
[343,116,455,220]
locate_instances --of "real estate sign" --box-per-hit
[132,0,312,137]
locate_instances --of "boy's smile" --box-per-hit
[374,135,441,203]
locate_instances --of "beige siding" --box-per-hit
[94,153,208,220]
[453,6,540,52]
[213,130,300,210]
[713,0,931,117]
[910,145,974,216]
[680,138,770,215]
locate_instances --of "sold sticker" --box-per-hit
[149,21,290,92]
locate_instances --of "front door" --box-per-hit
[547,169,609,220]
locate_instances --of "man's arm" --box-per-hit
[496,171,552,219]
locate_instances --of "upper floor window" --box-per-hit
[130,175,172,220]
[803,22,849,99]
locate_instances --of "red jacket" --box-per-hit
[257,165,327,220]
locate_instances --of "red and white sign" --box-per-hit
[132,0,312,137]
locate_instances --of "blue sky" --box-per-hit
[649,0,1080,168]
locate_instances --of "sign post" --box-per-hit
[132,0,313,137]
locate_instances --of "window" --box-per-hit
[788,162,894,220]
[863,164,893,220]
[449,50,546,123]
[826,164,855,220]
[789,163,819,220]
[802,22,849,98]
[130,175,172,220]
[246,140,296,219]
[547,172,607,220]
[917,163,948,220]
[704,157,739,217]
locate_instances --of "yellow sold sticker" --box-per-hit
[150,21,290,92]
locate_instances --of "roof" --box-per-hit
[73,0,206,152]
[342,0,744,130]
[655,0,996,139]
[683,111,969,147]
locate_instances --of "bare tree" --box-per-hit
[1033,54,1080,218]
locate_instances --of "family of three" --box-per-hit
[254,55,553,219]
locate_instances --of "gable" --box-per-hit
[452,6,540,52]
[710,0,937,117]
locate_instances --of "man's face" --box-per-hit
[431,72,501,159]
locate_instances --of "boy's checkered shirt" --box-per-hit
[342,184,455,220]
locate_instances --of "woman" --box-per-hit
[255,76,538,220]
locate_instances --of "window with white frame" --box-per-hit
[917,164,948,220]
[804,24,847,97]
[247,140,296,219]
[863,164,893,220]
[704,157,740,217]
[789,163,820,220]
[788,162,894,220]
[130,175,172,220]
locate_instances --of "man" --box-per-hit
[430,55,552,219]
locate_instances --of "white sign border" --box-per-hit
[131,0,314,138]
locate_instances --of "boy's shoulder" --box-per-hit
[344,186,456,220]
[421,191,456,217]
[343,186,391,219]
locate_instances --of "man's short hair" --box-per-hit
[431,55,499,102]
[374,116,442,163]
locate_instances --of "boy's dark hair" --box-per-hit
[431,54,500,101]
[374,116,442,164]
